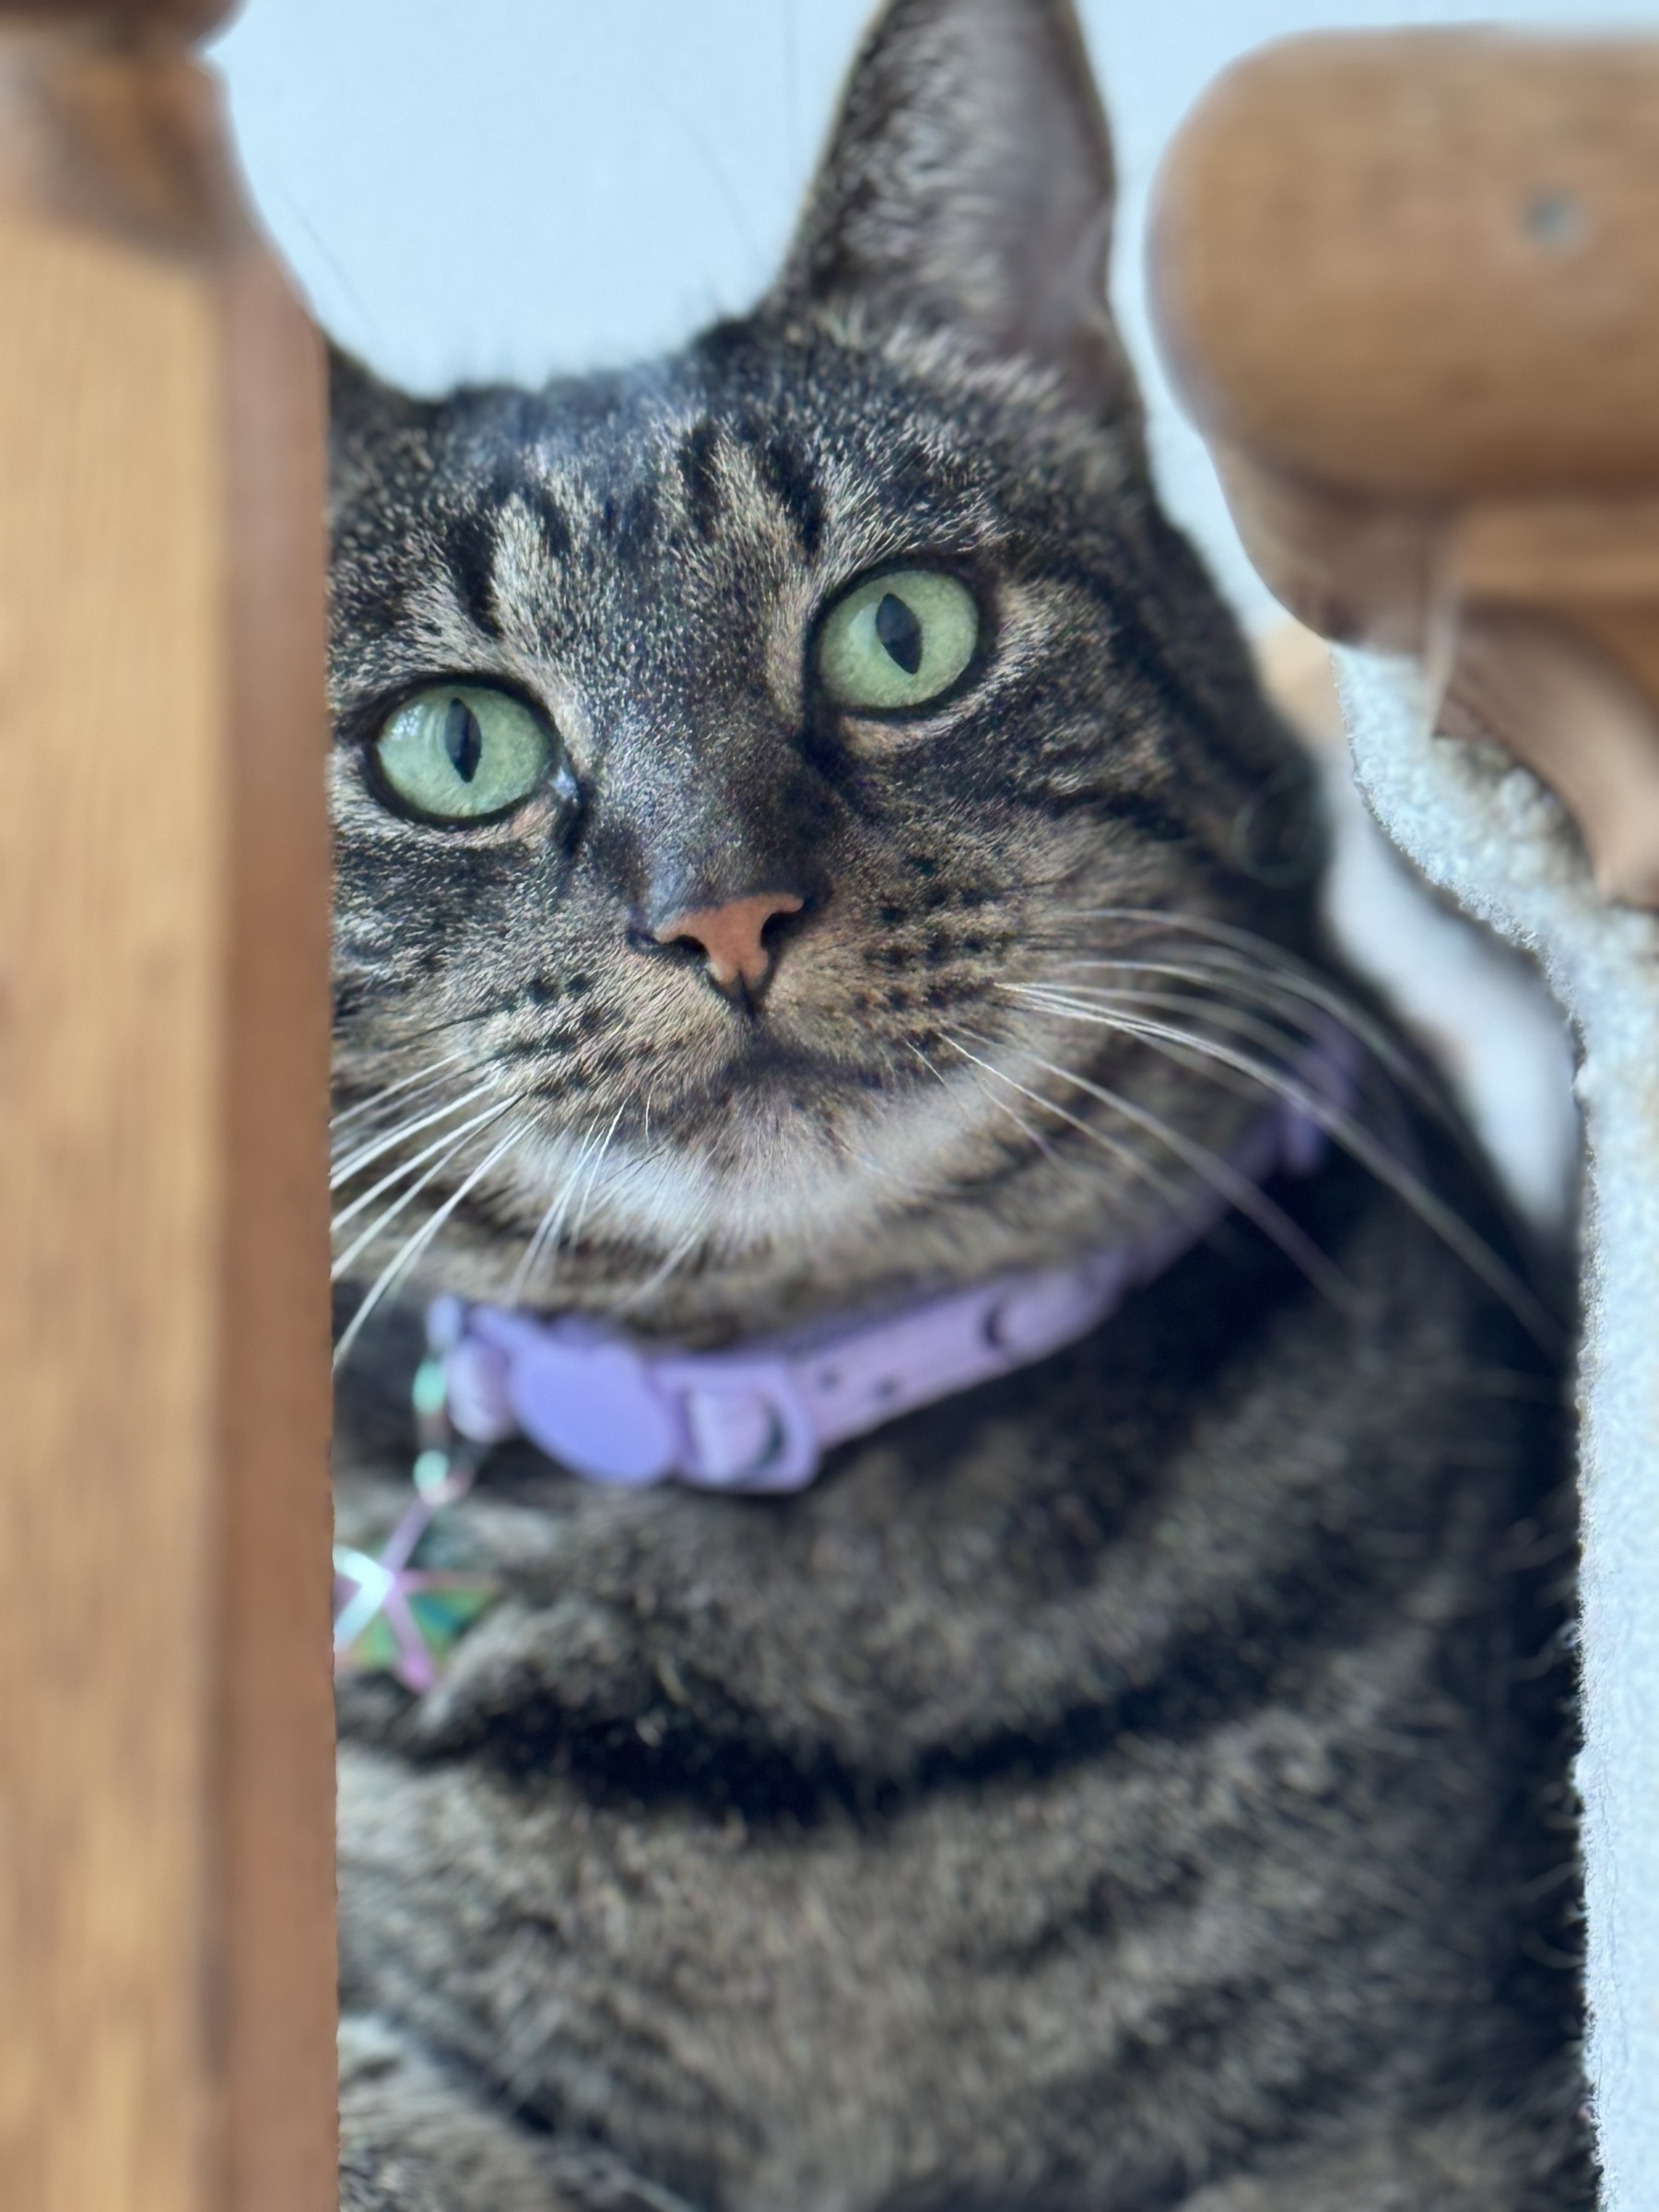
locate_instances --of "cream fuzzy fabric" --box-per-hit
[1335,649,1659,2212]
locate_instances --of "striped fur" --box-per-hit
[329,4,1585,2205]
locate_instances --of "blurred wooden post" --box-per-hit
[0,5,336,2211]
[1151,34,1659,908]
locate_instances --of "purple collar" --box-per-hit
[434,1051,1344,1497]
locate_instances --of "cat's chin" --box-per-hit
[512,1083,972,1265]
[443,1054,1185,1342]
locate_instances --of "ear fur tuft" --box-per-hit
[776,0,1139,429]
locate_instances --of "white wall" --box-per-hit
[210,0,1659,622]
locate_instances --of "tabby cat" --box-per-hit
[327,2,1585,2205]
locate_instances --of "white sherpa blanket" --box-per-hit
[1336,651,1659,2212]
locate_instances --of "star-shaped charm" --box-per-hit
[333,1488,497,1694]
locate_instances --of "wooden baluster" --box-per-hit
[0,6,335,2211]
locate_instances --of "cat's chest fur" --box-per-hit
[334,1153,1578,2212]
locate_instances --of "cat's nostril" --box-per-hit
[652,891,805,994]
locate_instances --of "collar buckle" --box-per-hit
[656,1352,821,1492]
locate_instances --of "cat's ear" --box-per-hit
[327,346,437,511]
[328,346,429,456]
[775,0,1138,425]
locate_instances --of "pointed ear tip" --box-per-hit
[777,0,1125,394]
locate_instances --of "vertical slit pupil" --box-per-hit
[876,592,924,676]
[443,697,484,783]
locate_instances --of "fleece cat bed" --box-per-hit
[1336,653,1658,2208]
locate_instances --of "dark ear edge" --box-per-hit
[773,0,1139,428]
[328,345,426,444]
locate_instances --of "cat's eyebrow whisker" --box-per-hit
[949,1020,1360,1314]
[330,1080,499,1190]
[330,1102,522,1284]
[334,1121,529,1374]
[330,1053,471,1141]
[1006,993,1558,1348]
[331,1098,524,1239]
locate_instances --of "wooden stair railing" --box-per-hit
[0,5,336,2211]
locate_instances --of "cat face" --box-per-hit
[328,0,1322,1338]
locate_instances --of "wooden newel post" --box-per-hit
[0,6,336,2211]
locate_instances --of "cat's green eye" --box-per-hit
[817,568,981,714]
[374,685,553,823]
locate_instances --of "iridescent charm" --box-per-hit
[333,1313,500,1693]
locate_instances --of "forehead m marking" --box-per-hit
[677,418,725,542]
[757,430,827,561]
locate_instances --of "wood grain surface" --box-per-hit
[1150,31,1659,907]
[1152,33,1659,501]
[0,16,335,2212]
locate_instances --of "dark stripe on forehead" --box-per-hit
[444,499,505,637]
[759,432,826,561]
[531,486,574,565]
[602,483,660,562]
[677,418,724,541]
[445,451,576,635]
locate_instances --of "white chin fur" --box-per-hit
[510,1061,996,1263]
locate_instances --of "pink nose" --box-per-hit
[653,891,804,993]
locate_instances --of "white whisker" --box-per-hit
[334,1122,528,1372]
[330,1052,469,1140]
[1018,981,1312,1076]
[1042,956,1331,1045]
[330,1079,497,1189]
[950,1022,1359,1313]
[939,1028,1186,1214]
[330,1102,519,1283]
[507,1159,587,1310]
[509,1103,628,1308]
[911,1032,1058,1169]
[1005,994,1556,1346]
[332,1097,523,1237]
[607,1219,710,1319]
[1055,907,1448,1125]
[561,1105,627,1254]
